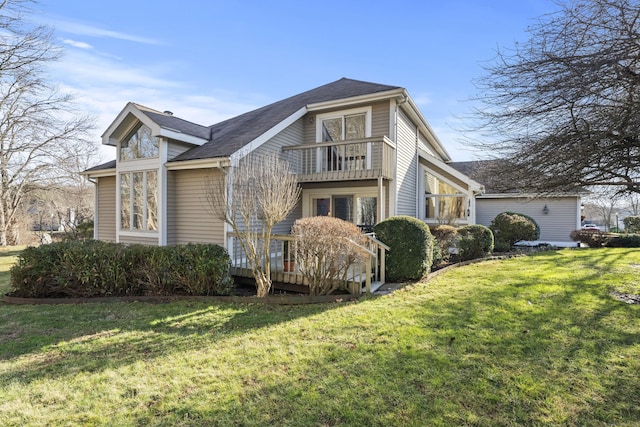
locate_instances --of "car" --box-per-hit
[582,223,600,231]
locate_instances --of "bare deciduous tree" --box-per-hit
[468,0,640,195]
[205,153,300,297]
[0,0,95,245]
[584,187,624,231]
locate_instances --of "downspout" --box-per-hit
[87,177,98,240]
[415,127,420,219]
[393,102,399,216]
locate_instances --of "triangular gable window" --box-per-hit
[119,124,159,161]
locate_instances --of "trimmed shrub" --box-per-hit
[430,224,458,265]
[374,216,433,282]
[9,241,234,298]
[605,234,640,248]
[457,224,494,261]
[292,216,367,296]
[570,229,615,247]
[623,216,640,234]
[490,212,540,251]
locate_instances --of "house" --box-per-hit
[84,78,485,252]
[450,161,582,247]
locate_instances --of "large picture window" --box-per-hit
[120,170,158,231]
[119,124,159,161]
[424,172,467,221]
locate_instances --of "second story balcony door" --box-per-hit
[318,110,371,173]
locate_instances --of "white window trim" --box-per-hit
[302,187,378,225]
[118,123,161,162]
[420,165,470,223]
[118,169,159,234]
[117,159,161,241]
[315,107,373,172]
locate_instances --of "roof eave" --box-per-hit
[102,103,208,147]
[81,168,116,178]
[229,106,308,163]
[306,88,406,111]
[166,157,231,170]
[419,149,484,193]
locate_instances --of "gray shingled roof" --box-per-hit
[171,78,402,162]
[85,159,116,172]
[86,78,402,171]
[138,107,211,141]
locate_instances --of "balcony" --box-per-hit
[282,137,395,182]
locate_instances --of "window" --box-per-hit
[321,113,366,142]
[424,171,467,221]
[311,194,377,232]
[120,170,158,231]
[317,108,371,172]
[119,124,159,161]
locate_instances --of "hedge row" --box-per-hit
[9,241,234,298]
[570,229,640,248]
[374,217,497,281]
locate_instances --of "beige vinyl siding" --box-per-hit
[371,101,390,138]
[167,168,225,245]
[396,109,418,216]
[167,140,195,159]
[476,196,580,243]
[119,235,158,245]
[96,176,116,242]
[251,118,304,156]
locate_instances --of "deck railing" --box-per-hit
[282,137,395,182]
[227,232,389,294]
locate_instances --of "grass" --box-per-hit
[0,247,639,426]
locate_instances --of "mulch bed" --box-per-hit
[610,292,640,304]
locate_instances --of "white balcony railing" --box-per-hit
[282,137,395,182]
[227,232,389,295]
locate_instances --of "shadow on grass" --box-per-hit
[163,250,640,425]
[2,249,639,425]
[0,249,23,258]
[0,297,351,384]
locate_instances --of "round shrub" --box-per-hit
[430,224,458,265]
[374,216,433,282]
[490,212,540,251]
[292,216,367,296]
[457,224,494,261]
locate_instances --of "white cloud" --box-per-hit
[51,47,259,164]
[62,39,92,49]
[38,16,163,45]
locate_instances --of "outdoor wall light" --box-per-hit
[543,204,549,215]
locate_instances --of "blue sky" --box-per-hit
[33,0,558,162]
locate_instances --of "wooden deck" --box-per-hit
[228,233,388,295]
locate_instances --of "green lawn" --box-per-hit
[1,248,639,426]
